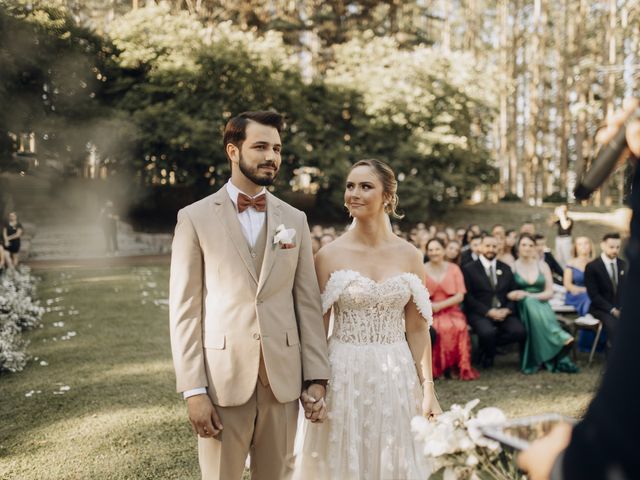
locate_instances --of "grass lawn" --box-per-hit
[0,263,604,479]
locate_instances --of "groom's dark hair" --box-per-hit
[223,111,284,165]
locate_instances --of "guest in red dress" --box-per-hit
[424,238,479,380]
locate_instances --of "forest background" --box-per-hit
[1,0,639,226]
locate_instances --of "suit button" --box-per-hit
[253,333,261,340]
[257,299,263,304]
[251,252,257,258]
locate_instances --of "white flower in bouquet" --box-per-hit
[412,399,519,479]
[467,407,507,450]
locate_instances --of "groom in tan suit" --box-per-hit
[170,111,330,479]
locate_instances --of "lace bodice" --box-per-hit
[321,270,432,345]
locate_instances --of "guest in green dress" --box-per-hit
[508,233,578,374]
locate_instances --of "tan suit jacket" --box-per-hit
[169,187,330,406]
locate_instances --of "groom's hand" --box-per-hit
[186,394,223,438]
[300,383,327,423]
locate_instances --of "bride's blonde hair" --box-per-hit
[351,159,404,219]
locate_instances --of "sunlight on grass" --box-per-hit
[0,263,603,479]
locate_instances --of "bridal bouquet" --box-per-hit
[412,399,523,480]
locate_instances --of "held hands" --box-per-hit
[186,394,223,438]
[422,382,442,420]
[300,383,327,423]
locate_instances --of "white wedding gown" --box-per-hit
[293,269,433,480]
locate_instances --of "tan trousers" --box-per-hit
[197,380,299,480]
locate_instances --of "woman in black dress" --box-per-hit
[3,212,23,266]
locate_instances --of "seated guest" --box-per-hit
[320,233,335,247]
[585,232,626,349]
[497,234,515,268]
[463,234,526,369]
[506,228,518,258]
[445,227,456,242]
[311,236,321,255]
[534,233,564,285]
[424,238,479,380]
[311,224,324,241]
[445,239,462,265]
[462,225,480,250]
[418,231,430,262]
[564,236,595,316]
[492,223,506,240]
[565,236,604,352]
[461,234,482,266]
[509,234,577,374]
[435,231,449,247]
[520,221,536,235]
[456,227,467,245]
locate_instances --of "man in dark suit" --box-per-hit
[463,234,526,368]
[460,234,482,266]
[584,232,626,347]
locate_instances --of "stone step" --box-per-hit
[2,173,173,260]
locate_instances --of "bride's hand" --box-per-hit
[422,381,442,420]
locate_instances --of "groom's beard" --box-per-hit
[239,153,279,187]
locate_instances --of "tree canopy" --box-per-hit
[1,1,502,221]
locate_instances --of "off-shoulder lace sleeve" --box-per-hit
[403,273,433,327]
[320,269,360,314]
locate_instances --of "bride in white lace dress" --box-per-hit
[293,159,441,480]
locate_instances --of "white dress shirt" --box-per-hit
[183,181,267,400]
[479,255,498,283]
[601,253,618,282]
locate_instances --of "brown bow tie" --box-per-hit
[237,192,266,213]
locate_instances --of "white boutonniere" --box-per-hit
[273,224,296,249]
[496,270,503,276]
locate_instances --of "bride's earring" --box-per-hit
[344,203,352,218]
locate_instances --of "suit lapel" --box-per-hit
[598,258,614,291]
[494,261,507,291]
[616,258,624,283]
[257,192,282,294]
[474,260,493,290]
[212,189,259,284]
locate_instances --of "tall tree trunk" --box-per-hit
[441,0,451,52]
[510,0,521,196]
[556,0,570,197]
[498,0,509,196]
[524,0,543,204]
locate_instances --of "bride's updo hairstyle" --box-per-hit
[351,159,404,219]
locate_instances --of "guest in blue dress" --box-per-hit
[563,236,605,351]
[563,236,593,315]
